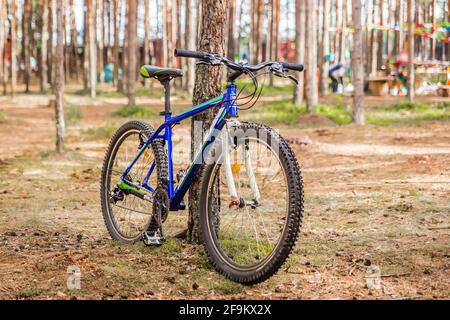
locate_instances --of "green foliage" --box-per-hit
[391,101,428,112]
[113,105,159,118]
[65,104,82,126]
[315,104,352,125]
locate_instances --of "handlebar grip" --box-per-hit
[174,49,207,59]
[281,62,304,72]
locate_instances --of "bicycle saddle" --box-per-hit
[140,65,183,79]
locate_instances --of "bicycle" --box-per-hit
[100,49,305,284]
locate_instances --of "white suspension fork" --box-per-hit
[244,143,261,203]
[222,121,261,207]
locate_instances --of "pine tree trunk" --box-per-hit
[55,0,65,154]
[352,0,365,125]
[305,0,318,113]
[294,0,306,104]
[187,0,228,244]
[127,0,137,107]
[386,0,393,59]
[339,0,347,64]
[186,0,198,95]
[83,0,89,90]
[113,0,119,86]
[394,0,403,57]
[319,0,330,96]
[88,0,97,98]
[23,0,32,93]
[70,0,79,82]
[10,0,17,98]
[376,0,383,70]
[0,0,4,95]
[227,0,236,59]
[98,0,104,83]
[407,0,415,101]
[39,0,49,93]
[431,0,436,60]
[1,0,6,94]
[370,0,378,76]
[143,0,151,88]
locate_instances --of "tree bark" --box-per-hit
[305,0,318,113]
[370,0,378,76]
[10,0,17,98]
[0,0,4,95]
[40,0,49,93]
[227,0,236,60]
[113,0,119,87]
[188,0,228,244]
[319,0,330,96]
[294,0,306,104]
[143,0,151,88]
[352,0,365,125]
[23,0,32,92]
[407,0,414,101]
[394,0,403,57]
[88,0,97,98]
[98,0,105,83]
[431,0,436,60]
[70,0,79,82]
[127,0,137,107]
[55,0,65,154]
[186,0,198,95]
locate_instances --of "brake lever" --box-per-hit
[288,75,299,85]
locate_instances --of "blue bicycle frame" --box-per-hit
[120,84,238,211]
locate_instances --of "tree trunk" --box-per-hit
[55,0,65,154]
[127,0,137,107]
[294,0,306,104]
[370,0,378,76]
[23,0,32,92]
[1,0,6,94]
[352,0,365,125]
[88,0,97,98]
[186,0,198,95]
[40,0,49,93]
[339,0,347,64]
[431,0,436,60]
[394,0,403,57]
[70,0,79,82]
[10,0,17,98]
[227,0,236,59]
[113,0,119,87]
[319,0,330,96]
[407,0,414,101]
[305,0,318,113]
[143,0,151,88]
[187,0,228,244]
[386,0,393,59]
[0,0,4,95]
[376,0,383,70]
[98,0,105,83]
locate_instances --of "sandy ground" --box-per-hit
[0,94,449,300]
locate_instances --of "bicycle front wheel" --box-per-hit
[199,122,304,284]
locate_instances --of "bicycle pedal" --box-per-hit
[142,231,165,247]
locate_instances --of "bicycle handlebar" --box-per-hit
[174,49,304,74]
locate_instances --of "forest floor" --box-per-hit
[0,88,449,300]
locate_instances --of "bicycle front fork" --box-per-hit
[222,121,261,209]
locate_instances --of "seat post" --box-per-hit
[161,78,172,117]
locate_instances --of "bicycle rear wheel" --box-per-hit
[100,121,167,242]
[199,122,304,284]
